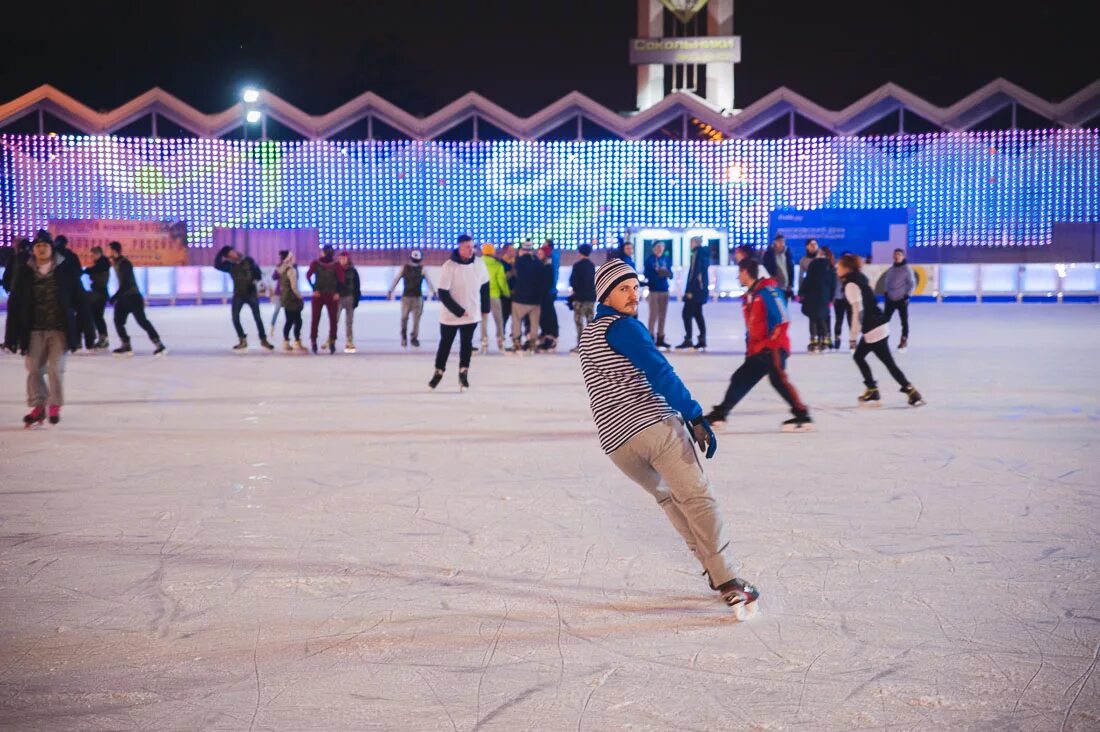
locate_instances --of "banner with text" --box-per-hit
[48,220,188,267]
[629,36,741,65]
[769,208,910,261]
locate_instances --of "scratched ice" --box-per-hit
[1,302,1098,730]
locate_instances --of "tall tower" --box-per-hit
[633,0,738,113]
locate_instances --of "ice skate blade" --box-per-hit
[858,400,882,408]
[781,423,815,433]
[113,352,135,358]
[909,399,926,407]
[732,600,760,622]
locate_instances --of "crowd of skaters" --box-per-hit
[2,228,922,425]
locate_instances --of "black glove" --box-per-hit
[690,416,717,459]
[108,296,117,305]
[565,295,575,311]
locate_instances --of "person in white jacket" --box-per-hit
[429,235,489,391]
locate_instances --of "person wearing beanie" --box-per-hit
[269,249,289,333]
[106,241,166,356]
[838,254,925,406]
[275,251,306,351]
[4,231,96,426]
[387,249,437,348]
[336,251,361,353]
[429,235,489,391]
[82,244,112,349]
[215,245,274,352]
[883,248,916,350]
[480,243,510,352]
[567,243,596,353]
[507,239,543,353]
[577,258,760,616]
[704,258,814,432]
[676,236,710,351]
[306,244,345,354]
[643,241,672,350]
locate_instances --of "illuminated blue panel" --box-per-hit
[1063,263,1100,292]
[1,131,1097,251]
[939,264,978,293]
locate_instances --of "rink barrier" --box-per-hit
[1,262,1098,307]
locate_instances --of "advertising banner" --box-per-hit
[48,220,188,267]
[769,209,910,260]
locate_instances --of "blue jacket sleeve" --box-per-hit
[606,316,702,422]
[762,287,786,333]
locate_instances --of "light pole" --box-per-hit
[242,88,264,140]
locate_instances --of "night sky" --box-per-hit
[2,0,1096,118]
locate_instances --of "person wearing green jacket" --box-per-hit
[481,243,510,352]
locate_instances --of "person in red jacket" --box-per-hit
[704,258,813,432]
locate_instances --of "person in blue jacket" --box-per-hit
[643,241,672,350]
[577,258,760,616]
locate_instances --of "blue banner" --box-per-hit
[769,208,910,259]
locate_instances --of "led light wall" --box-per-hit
[1,130,1097,249]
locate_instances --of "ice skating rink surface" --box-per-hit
[2,301,1099,731]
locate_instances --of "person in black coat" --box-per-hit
[214,245,273,351]
[336,250,362,353]
[3,232,95,425]
[1,237,31,296]
[798,252,836,352]
[83,245,112,349]
[675,236,710,350]
[107,241,166,356]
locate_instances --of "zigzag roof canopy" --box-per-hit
[1,79,1097,140]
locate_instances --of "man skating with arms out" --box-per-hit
[578,258,759,616]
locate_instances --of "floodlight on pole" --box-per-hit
[242,88,260,103]
[246,109,262,124]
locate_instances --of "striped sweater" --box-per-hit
[579,304,702,454]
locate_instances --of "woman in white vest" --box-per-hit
[429,235,489,391]
[577,258,760,616]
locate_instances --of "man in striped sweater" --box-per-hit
[578,259,759,615]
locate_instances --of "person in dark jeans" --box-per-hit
[837,254,924,407]
[429,235,489,391]
[83,245,112,349]
[704,258,813,432]
[215,245,273,352]
[882,248,916,350]
[676,236,710,351]
[537,241,559,351]
[107,241,166,356]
